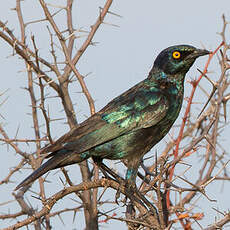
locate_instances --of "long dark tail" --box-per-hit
[15,150,86,190]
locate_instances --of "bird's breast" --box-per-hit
[157,83,184,137]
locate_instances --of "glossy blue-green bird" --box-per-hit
[16,45,209,190]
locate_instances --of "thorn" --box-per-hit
[212,207,225,216]
[223,100,227,122]
[102,21,120,28]
[83,72,93,79]
[99,7,123,18]
[197,69,218,88]
[197,68,218,118]
[222,94,230,122]
[220,49,224,59]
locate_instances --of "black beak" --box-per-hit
[186,49,210,60]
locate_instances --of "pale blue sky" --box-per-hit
[0,1,230,229]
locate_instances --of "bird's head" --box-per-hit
[154,45,210,75]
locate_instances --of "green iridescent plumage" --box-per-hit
[16,45,209,190]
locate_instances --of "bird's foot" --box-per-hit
[114,179,136,205]
[135,189,159,217]
[124,178,159,217]
[115,179,138,206]
[114,180,128,205]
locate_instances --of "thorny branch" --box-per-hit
[0,0,114,230]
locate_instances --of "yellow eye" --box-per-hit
[172,51,181,59]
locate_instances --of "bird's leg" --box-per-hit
[125,156,140,195]
[125,168,138,192]
[92,156,126,204]
[100,162,123,182]
[123,167,139,208]
[99,163,128,205]
[126,164,159,218]
[93,156,123,182]
[97,161,140,205]
[92,156,111,180]
[100,163,129,205]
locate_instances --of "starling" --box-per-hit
[16,45,209,190]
